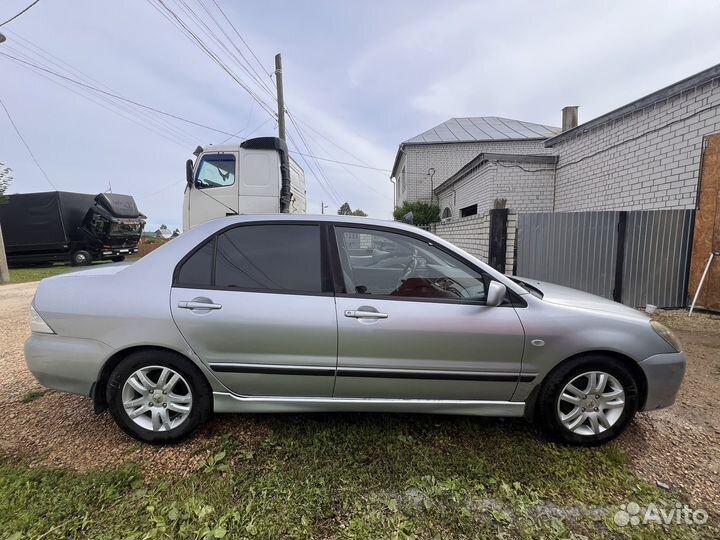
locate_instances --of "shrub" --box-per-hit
[393,202,440,227]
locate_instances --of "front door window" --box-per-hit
[334,226,491,303]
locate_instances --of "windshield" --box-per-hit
[195,154,236,189]
[108,221,143,237]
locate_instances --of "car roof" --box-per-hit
[199,213,425,234]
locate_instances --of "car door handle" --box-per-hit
[178,301,222,310]
[344,310,388,319]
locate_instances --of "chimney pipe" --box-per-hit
[562,106,578,131]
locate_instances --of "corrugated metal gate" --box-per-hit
[516,210,695,308]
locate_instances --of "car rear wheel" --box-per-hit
[538,355,640,446]
[107,350,212,443]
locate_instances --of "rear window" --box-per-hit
[175,238,214,287]
[215,224,321,293]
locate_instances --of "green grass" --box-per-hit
[6,257,141,285]
[21,389,48,403]
[0,414,715,539]
[7,264,79,284]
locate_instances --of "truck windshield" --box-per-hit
[195,154,235,189]
[108,221,143,237]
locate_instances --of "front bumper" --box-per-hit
[100,247,139,258]
[638,351,686,411]
[24,334,113,397]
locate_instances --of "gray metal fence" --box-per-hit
[516,210,695,308]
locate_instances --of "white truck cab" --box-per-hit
[183,137,306,230]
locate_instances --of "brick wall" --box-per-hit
[398,139,550,205]
[551,78,720,211]
[432,213,490,261]
[436,160,555,218]
[431,209,518,276]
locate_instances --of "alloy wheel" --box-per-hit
[556,371,626,436]
[121,365,193,432]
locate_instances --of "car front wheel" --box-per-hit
[107,350,212,443]
[538,355,640,446]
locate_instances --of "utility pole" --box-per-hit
[0,226,9,284]
[274,53,286,142]
[321,201,328,214]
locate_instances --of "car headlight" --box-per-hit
[650,320,681,352]
[29,305,55,334]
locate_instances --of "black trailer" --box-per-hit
[0,191,145,266]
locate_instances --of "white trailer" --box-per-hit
[183,137,306,230]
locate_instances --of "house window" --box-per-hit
[460,204,478,218]
[401,166,406,192]
[441,207,452,219]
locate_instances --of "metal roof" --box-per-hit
[403,117,560,145]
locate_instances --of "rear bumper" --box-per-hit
[638,351,686,411]
[24,334,113,397]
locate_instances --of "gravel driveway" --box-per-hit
[1,281,718,512]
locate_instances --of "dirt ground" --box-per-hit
[1,281,719,511]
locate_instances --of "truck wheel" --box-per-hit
[111,256,126,263]
[71,250,92,266]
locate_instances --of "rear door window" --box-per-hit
[215,224,322,293]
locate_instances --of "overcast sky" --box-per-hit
[2,0,720,230]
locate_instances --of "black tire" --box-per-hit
[111,255,126,263]
[106,350,212,444]
[537,355,640,446]
[71,250,92,266]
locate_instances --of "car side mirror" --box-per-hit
[186,159,194,187]
[486,281,507,307]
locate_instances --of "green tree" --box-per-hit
[392,201,440,227]
[0,163,13,283]
[338,203,367,216]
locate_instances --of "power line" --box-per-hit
[0,51,238,137]
[287,119,341,205]
[207,0,272,79]
[295,117,378,170]
[0,0,40,27]
[147,0,278,121]
[0,97,56,189]
[289,152,390,172]
[3,42,198,148]
[285,130,340,206]
[194,0,275,98]
[292,125,389,200]
[172,0,275,101]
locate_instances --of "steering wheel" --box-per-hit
[399,248,419,282]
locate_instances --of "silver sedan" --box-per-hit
[24,215,685,445]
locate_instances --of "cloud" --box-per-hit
[3,0,720,230]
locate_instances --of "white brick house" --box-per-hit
[547,66,720,212]
[390,63,720,272]
[391,117,558,206]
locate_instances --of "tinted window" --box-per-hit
[195,154,235,189]
[176,238,214,287]
[215,224,321,292]
[335,227,490,302]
